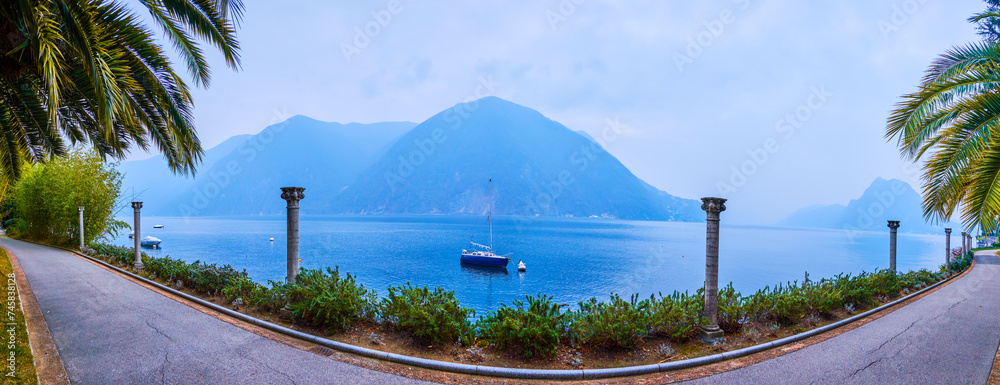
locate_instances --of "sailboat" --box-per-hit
[461,179,510,267]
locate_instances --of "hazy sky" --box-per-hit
[128,0,985,224]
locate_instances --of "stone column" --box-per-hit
[700,197,726,339]
[962,232,968,256]
[281,187,305,284]
[131,202,143,270]
[887,220,900,272]
[945,228,952,272]
[78,206,85,250]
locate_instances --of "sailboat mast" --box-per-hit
[488,179,493,251]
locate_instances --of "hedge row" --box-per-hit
[83,242,974,358]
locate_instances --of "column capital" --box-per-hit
[945,227,952,234]
[701,197,727,221]
[131,201,143,210]
[78,206,84,212]
[887,220,900,229]
[280,187,306,203]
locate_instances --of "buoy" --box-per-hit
[269,237,274,242]
[517,260,526,272]
[298,259,302,262]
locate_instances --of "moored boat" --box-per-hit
[140,236,161,248]
[460,179,511,268]
[461,242,509,267]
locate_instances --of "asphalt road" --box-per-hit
[682,250,1000,385]
[4,238,432,385]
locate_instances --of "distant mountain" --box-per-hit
[329,97,701,221]
[119,134,252,214]
[121,116,415,216]
[778,177,948,233]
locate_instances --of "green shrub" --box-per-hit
[285,267,377,333]
[744,283,810,326]
[573,294,651,349]
[144,255,189,281]
[87,242,142,266]
[477,294,567,358]
[648,290,702,342]
[381,283,474,345]
[184,261,247,295]
[221,276,279,309]
[717,283,746,332]
[8,150,126,246]
[899,269,938,289]
[947,250,974,272]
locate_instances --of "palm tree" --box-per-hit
[0,0,243,179]
[886,40,1000,232]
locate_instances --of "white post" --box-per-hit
[78,206,85,250]
[132,202,143,270]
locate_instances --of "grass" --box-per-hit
[0,248,38,385]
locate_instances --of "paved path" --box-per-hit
[682,250,1000,385]
[3,238,431,385]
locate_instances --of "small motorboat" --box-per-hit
[128,231,134,239]
[140,236,161,248]
[517,260,526,272]
[153,225,164,229]
[269,237,274,242]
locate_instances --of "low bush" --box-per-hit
[381,283,474,345]
[284,267,378,333]
[573,294,651,349]
[648,290,702,342]
[478,294,567,358]
[717,283,746,333]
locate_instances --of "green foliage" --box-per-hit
[221,277,280,310]
[82,241,974,357]
[86,243,247,296]
[947,249,975,272]
[284,267,378,333]
[8,150,125,245]
[87,242,140,266]
[885,27,1000,230]
[0,0,244,179]
[717,283,746,333]
[381,283,474,345]
[573,294,651,349]
[478,295,567,358]
[648,290,703,342]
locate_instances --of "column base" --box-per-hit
[279,304,295,320]
[699,325,724,340]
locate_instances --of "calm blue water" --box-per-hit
[110,216,946,315]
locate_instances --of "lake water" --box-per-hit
[110,216,947,315]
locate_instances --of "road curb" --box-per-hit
[22,239,974,380]
[1,245,70,385]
